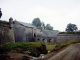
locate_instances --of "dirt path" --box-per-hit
[48,43,80,60]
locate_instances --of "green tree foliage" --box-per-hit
[32,18,41,27]
[41,22,46,29]
[45,24,53,30]
[65,23,78,32]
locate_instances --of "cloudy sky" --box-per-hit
[0,0,80,31]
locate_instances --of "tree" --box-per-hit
[32,18,41,27]
[41,22,45,29]
[45,24,53,30]
[65,23,78,32]
[0,8,2,18]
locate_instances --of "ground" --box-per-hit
[1,43,80,60]
[48,43,80,60]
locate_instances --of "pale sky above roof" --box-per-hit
[0,0,80,31]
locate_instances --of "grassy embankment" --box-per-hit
[46,40,80,51]
[3,42,44,52]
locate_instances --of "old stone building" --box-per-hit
[13,20,37,42]
[1,18,80,44]
[35,29,59,43]
[13,20,59,43]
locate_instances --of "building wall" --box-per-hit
[25,27,33,42]
[13,21,26,42]
[13,21,59,43]
[57,34,80,43]
[13,21,34,42]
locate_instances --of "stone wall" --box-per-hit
[35,37,56,43]
[57,34,80,43]
[0,19,15,44]
[25,27,33,42]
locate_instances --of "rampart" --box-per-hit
[0,18,15,44]
[57,33,80,43]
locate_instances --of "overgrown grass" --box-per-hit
[1,42,47,57]
[3,42,45,52]
[46,44,56,51]
[46,40,80,51]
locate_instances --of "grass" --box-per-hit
[1,40,80,54]
[46,40,80,51]
[0,42,47,57]
[3,42,45,52]
[46,44,56,51]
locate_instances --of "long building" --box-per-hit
[13,20,59,43]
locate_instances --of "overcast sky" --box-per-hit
[0,0,80,31]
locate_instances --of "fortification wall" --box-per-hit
[57,34,80,43]
[0,20,15,44]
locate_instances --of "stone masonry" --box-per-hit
[0,18,15,44]
[57,34,80,43]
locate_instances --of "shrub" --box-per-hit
[3,42,46,57]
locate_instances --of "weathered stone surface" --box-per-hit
[57,34,80,43]
[0,20,15,44]
[13,20,59,43]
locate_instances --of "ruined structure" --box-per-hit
[0,18,15,44]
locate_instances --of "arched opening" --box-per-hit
[34,33,36,37]
[48,39,51,43]
[42,38,45,42]
[37,38,40,41]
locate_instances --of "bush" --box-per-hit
[0,46,6,55]
[3,42,44,51]
[3,42,47,57]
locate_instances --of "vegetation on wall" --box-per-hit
[0,20,9,24]
[59,31,80,34]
